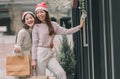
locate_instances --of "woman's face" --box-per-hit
[36,10,46,23]
[25,14,35,28]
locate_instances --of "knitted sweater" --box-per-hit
[32,21,80,60]
[16,28,32,52]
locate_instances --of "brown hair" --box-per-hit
[45,11,55,35]
[35,10,55,35]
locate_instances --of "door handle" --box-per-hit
[81,11,88,47]
[83,22,88,47]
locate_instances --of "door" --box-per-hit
[72,0,120,79]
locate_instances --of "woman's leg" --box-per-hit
[36,47,54,75]
[36,59,46,75]
[47,58,67,79]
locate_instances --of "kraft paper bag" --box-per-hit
[6,55,30,76]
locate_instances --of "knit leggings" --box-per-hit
[36,47,67,79]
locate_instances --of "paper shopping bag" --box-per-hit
[6,55,30,76]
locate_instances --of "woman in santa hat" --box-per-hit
[31,2,86,79]
[14,11,35,79]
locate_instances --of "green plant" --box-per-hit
[59,35,76,75]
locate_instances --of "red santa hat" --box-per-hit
[22,11,35,20]
[35,2,48,12]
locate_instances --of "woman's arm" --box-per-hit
[53,19,84,35]
[32,25,39,60]
[14,29,24,53]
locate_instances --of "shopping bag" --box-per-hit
[6,54,30,76]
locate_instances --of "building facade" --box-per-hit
[0,0,40,34]
[0,0,71,34]
[72,0,120,79]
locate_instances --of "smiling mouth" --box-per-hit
[28,22,34,25]
[29,23,33,24]
[39,17,43,19]
[39,15,44,19]
[29,21,34,24]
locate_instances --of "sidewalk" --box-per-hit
[0,35,16,79]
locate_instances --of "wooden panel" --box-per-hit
[72,0,78,8]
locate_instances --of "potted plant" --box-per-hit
[59,35,76,79]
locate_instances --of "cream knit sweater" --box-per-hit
[16,28,32,53]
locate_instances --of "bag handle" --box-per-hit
[12,51,23,56]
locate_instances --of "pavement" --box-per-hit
[0,34,73,79]
[0,35,16,79]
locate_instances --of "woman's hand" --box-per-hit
[79,11,87,29]
[31,60,37,69]
[79,19,85,29]
[14,46,21,53]
[50,43,54,48]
